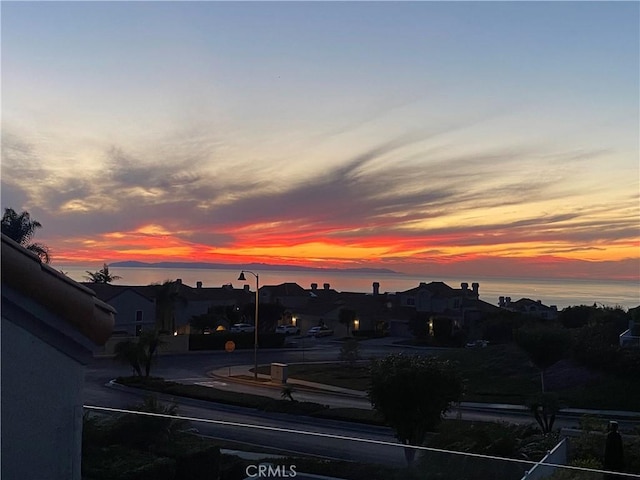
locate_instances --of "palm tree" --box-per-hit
[113,329,165,377]
[84,263,122,283]
[1,208,51,263]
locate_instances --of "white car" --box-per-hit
[465,340,488,348]
[230,323,255,333]
[276,324,300,335]
[307,326,334,337]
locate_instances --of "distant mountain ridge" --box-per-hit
[110,260,400,275]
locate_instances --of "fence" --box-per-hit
[520,437,568,480]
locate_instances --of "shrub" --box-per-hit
[339,338,361,366]
[189,332,285,350]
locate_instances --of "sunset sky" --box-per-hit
[2,2,639,280]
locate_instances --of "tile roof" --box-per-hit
[2,234,115,345]
[261,282,309,297]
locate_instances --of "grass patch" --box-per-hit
[116,376,275,409]
[264,344,640,410]
[257,363,371,391]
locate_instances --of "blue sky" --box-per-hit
[2,1,639,279]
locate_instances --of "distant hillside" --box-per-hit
[110,260,400,275]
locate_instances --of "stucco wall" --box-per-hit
[1,318,84,480]
[108,290,155,335]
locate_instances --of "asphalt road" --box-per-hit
[83,337,640,471]
[84,338,418,470]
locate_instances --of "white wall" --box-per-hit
[1,318,84,480]
[108,290,155,335]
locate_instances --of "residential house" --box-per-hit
[1,234,114,480]
[258,282,311,309]
[393,281,499,337]
[86,279,253,337]
[165,280,253,333]
[81,283,155,336]
[619,306,640,348]
[294,283,393,336]
[499,296,559,320]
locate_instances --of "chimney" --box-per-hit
[196,281,202,289]
[373,282,380,296]
[311,283,318,291]
[323,283,330,290]
[499,296,505,307]
[461,283,468,296]
[176,278,182,285]
[472,282,479,296]
[244,285,250,292]
[506,296,511,306]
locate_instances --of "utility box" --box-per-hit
[270,363,288,384]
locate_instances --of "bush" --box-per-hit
[339,338,361,366]
[82,446,176,480]
[573,324,640,375]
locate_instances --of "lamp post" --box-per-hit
[238,270,259,380]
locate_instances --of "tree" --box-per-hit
[338,308,357,335]
[151,280,186,333]
[114,329,166,377]
[514,325,571,393]
[1,207,51,263]
[241,302,285,333]
[368,354,463,465]
[84,263,122,283]
[191,305,241,332]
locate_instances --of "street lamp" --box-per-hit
[238,270,259,380]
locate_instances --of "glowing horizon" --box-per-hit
[2,2,638,282]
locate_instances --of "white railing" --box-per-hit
[619,329,640,348]
[520,437,568,480]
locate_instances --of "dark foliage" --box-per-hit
[188,332,285,350]
[241,302,286,333]
[368,353,463,462]
[1,207,51,262]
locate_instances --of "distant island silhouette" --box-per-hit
[110,260,401,275]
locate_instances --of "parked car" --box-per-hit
[230,323,255,333]
[276,324,300,335]
[307,326,334,337]
[465,340,488,348]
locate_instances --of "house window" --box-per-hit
[407,298,415,306]
[135,310,143,322]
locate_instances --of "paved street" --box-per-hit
[83,335,640,471]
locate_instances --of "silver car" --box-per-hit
[230,323,255,333]
[276,324,300,335]
[307,326,333,337]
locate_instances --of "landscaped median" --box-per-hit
[114,376,386,425]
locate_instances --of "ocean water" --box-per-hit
[61,265,640,310]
